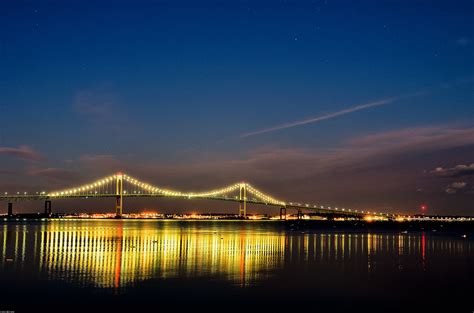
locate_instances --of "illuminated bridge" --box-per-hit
[0,173,470,221]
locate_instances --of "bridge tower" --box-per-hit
[239,183,247,218]
[44,200,52,217]
[115,173,123,218]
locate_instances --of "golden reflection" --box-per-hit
[0,221,472,291]
[2,221,289,289]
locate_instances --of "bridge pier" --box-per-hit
[115,196,123,218]
[44,200,52,217]
[297,210,303,220]
[7,202,13,217]
[280,207,287,220]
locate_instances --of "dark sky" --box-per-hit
[1,0,473,215]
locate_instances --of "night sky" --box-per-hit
[1,0,473,215]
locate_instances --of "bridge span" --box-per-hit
[0,173,470,222]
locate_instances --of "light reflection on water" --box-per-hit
[0,220,472,292]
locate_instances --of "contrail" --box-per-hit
[240,97,398,138]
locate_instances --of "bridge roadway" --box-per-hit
[1,172,472,221]
[0,193,389,219]
[3,193,468,221]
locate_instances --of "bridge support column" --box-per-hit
[297,210,302,220]
[115,174,123,218]
[7,202,13,217]
[239,183,247,218]
[280,207,287,220]
[44,200,52,217]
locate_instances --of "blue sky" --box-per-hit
[0,0,473,214]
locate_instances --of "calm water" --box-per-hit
[0,220,472,312]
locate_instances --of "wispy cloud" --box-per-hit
[348,126,474,151]
[240,88,431,138]
[431,163,474,178]
[446,181,468,194]
[240,98,397,138]
[0,145,42,162]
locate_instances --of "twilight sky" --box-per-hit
[0,0,473,215]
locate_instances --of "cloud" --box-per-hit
[239,89,430,138]
[28,167,78,182]
[445,181,468,194]
[450,182,467,189]
[348,127,474,151]
[0,145,42,162]
[431,163,474,178]
[240,98,396,138]
[445,187,456,194]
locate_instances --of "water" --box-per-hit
[0,220,472,312]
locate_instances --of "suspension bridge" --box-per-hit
[0,173,470,221]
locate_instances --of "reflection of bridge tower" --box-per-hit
[239,183,247,218]
[115,174,123,218]
[114,221,123,291]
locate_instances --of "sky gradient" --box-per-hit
[1,0,473,215]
